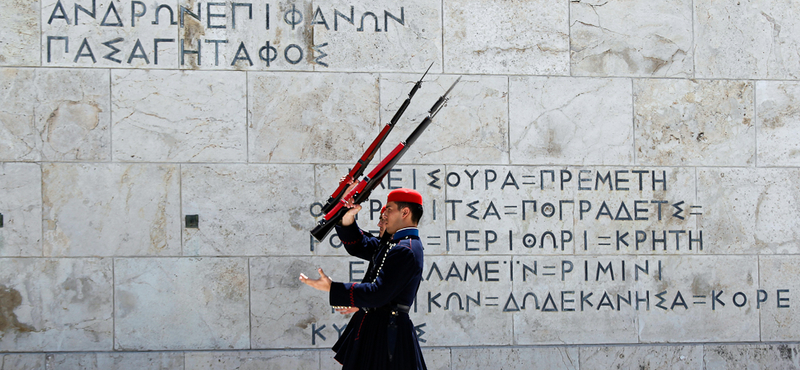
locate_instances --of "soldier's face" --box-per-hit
[383,201,406,234]
[377,210,387,233]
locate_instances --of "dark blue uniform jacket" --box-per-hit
[330,223,424,309]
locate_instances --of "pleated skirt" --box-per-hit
[332,310,427,370]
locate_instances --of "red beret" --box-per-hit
[387,188,423,205]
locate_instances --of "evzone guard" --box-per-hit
[303,70,461,369]
[301,188,427,369]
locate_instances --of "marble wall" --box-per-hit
[2,0,800,368]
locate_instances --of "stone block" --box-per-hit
[42,163,180,256]
[580,345,702,370]
[380,74,508,165]
[704,344,800,369]
[442,165,575,256]
[319,350,339,370]
[695,0,800,79]
[0,258,113,351]
[250,256,356,349]
[111,69,247,162]
[698,168,800,254]
[312,0,442,72]
[634,79,755,166]
[756,81,800,167]
[41,0,180,69]
[637,256,759,342]
[182,164,315,256]
[185,350,319,369]
[0,68,110,161]
[114,258,249,350]
[45,352,183,370]
[248,72,379,163]
[759,256,800,341]
[0,0,39,66]
[420,348,451,370]
[571,0,693,77]
[443,0,569,75]
[509,77,634,166]
[451,347,579,369]
[573,167,699,256]
[319,349,453,370]
[512,256,640,345]
[0,163,42,256]
[416,255,513,346]
[705,344,800,369]
[0,354,44,370]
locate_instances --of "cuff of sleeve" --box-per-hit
[329,282,352,307]
[334,222,362,243]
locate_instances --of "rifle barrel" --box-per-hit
[310,75,462,242]
[317,64,435,215]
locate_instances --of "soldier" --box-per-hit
[300,188,427,370]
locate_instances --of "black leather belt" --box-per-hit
[364,303,410,314]
[391,304,410,314]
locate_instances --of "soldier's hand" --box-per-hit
[334,306,360,315]
[340,204,361,227]
[299,268,332,292]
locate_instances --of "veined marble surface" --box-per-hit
[114,258,250,350]
[634,79,755,166]
[381,74,508,164]
[451,347,579,370]
[571,0,693,77]
[695,0,800,79]
[0,0,39,67]
[580,345,702,370]
[111,69,247,162]
[759,256,800,341]
[756,81,800,167]
[698,168,800,254]
[0,163,42,256]
[509,77,633,165]
[182,164,314,256]
[443,0,569,75]
[45,352,183,370]
[0,68,110,161]
[0,258,113,351]
[42,163,181,256]
[248,72,380,163]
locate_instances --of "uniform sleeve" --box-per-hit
[334,222,380,261]
[329,241,418,308]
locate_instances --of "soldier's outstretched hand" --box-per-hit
[299,268,332,292]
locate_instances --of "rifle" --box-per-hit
[318,62,434,215]
[311,76,462,242]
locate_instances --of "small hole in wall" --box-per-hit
[185,214,199,228]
